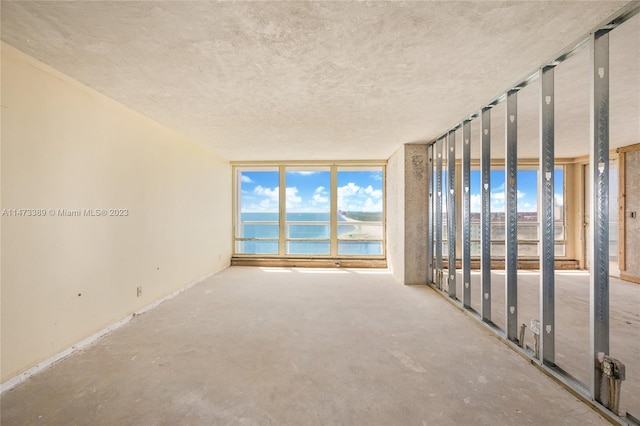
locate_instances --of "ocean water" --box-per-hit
[238,212,382,255]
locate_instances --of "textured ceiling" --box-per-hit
[1,1,637,161]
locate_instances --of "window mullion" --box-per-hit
[330,165,338,257]
[278,165,286,255]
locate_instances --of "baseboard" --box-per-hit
[0,265,227,394]
[620,273,640,284]
[231,257,387,268]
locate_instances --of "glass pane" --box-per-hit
[338,223,382,240]
[491,241,505,257]
[237,169,279,240]
[471,241,481,257]
[338,242,383,256]
[554,168,564,222]
[285,168,330,254]
[337,167,384,241]
[491,223,505,240]
[517,222,539,240]
[518,242,539,257]
[555,243,566,257]
[518,170,538,214]
[235,240,278,255]
[470,223,481,240]
[240,214,279,239]
[287,241,330,255]
[288,223,330,239]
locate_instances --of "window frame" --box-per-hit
[440,160,568,259]
[232,161,386,259]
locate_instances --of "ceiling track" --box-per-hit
[428,1,640,146]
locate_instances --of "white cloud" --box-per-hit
[253,185,279,201]
[470,194,482,212]
[518,201,536,212]
[491,191,505,201]
[312,193,329,204]
[338,182,384,212]
[286,187,302,209]
[241,175,254,183]
[364,185,382,199]
[314,186,326,194]
[338,182,361,198]
[491,189,526,201]
[290,171,316,176]
[363,198,383,212]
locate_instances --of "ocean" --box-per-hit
[238,212,382,255]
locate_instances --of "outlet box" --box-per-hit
[137,286,142,297]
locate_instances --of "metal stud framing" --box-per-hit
[462,121,472,308]
[590,29,610,403]
[447,130,457,298]
[422,5,639,421]
[539,65,555,366]
[435,138,443,289]
[481,108,491,322]
[427,144,434,284]
[505,90,518,342]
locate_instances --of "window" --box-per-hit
[467,166,566,258]
[234,164,385,257]
[337,167,384,255]
[235,168,279,255]
[285,167,331,255]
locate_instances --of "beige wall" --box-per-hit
[386,146,405,283]
[1,44,231,382]
[386,144,429,285]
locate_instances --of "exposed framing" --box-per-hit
[618,149,626,272]
[424,2,639,421]
[539,65,556,366]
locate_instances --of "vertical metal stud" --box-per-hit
[505,90,519,342]
[448,130,457,298]
[481,108,491,322]
[462,120,472,309]
[435,138,443,289]
[540,65,555,366]
[427,144,434,284]
[590,29,610,403]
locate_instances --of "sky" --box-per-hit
[464,169,564,213]
[239,167,564,214]
[240,169,384,213]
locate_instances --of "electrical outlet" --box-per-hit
[137,286,142,297]
[631,211,637,219]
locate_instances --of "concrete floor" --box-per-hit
[446,268,640,417]
[0,267,618,425]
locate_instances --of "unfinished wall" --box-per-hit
[622,149,640,281]
[386,146,405,283]
[386,144,428,285]
[1,44,232,382]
